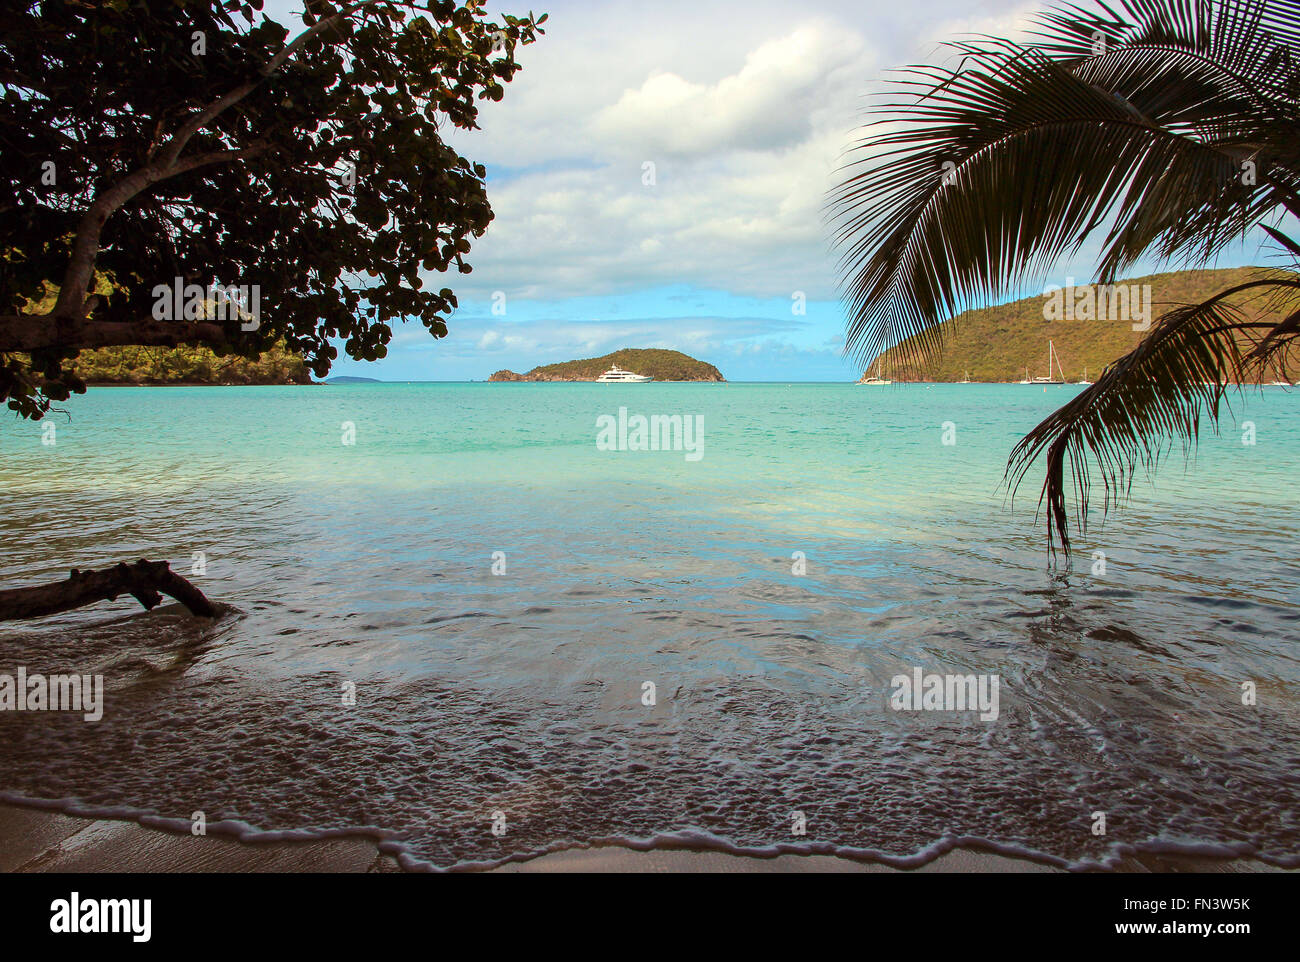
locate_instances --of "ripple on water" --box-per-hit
[1,384,1297,868]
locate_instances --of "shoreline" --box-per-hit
[83,381,314,388]
[75,379,1300,386]
[2,802,1292,874]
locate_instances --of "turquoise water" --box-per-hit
[1,382,1297,868]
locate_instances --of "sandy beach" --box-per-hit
[2,802,1292,874]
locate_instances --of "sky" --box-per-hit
[264,0,1283,381]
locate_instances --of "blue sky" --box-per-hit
[255,0,1283,382]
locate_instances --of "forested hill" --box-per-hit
[865,268,1299,382]
[21,281,311,386]
[72,343,311,385]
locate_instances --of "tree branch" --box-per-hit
[0,560,218,621]
[0,314,230,353]
[50,1,410,323]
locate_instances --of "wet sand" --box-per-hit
[1,802,1292,873]
[0,802,398,873]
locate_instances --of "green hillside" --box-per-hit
[866,268,1299,382]
[18,277,310,386]
[491,348,724,381]
[72,342,311,385]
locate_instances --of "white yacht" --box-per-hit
[959,370,972,383]
[1077,366,1093,386]
[596,364,652,383]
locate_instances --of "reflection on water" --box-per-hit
[1,384,1297,868]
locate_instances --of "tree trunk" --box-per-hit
[0,560,218,621]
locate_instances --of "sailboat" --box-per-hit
[959,370,972,383]
[857,361,891,385]
[1030,341,1065,383]
[1077,365,1092,386]
[1017,367,1032,384]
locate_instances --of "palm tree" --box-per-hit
[831,0,1300,554]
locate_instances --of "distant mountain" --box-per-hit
[325,375,382,383]
[491,348,725,382]
[864,268,1299,383]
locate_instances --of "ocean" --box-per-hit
[1,381,1297,869]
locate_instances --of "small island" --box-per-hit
[490,348,725,382]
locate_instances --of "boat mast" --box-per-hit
[1047,340,1063,382]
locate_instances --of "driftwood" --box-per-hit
[0,559,217,621]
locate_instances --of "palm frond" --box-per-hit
[833,0,1300,554]
[1032,0,1300,109]
[1005,273,1300,553]
[832,0,1300,372]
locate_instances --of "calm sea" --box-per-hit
[1,382,1297,868]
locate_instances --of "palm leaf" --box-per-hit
[832,0,1300,552]
[1005,272,1300,553]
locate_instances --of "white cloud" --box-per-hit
[591,23,867,158]
[269,0,1048,316]
[435,18,888,303]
